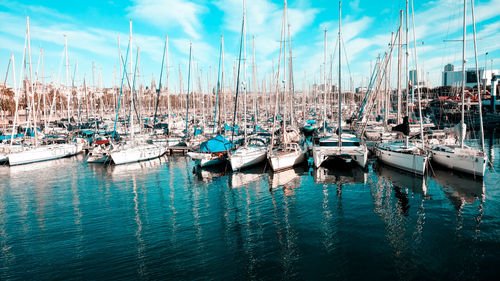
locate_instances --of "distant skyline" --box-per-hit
[1,0,499,91]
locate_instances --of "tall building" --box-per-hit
[442,64,498,87]
[409,68,429,87]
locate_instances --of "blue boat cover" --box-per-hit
[306,120,316,125]
[199,135,233,153]
[0,134,24,140]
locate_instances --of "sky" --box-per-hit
[1,0,499,92]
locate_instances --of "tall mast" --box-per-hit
[338,1,342,148]
[397,10,403,124]
[252,36,258,129]
[243,0,247,143]
[26,16,37,143]
[405,0,410,117]
[221,35,225,127]
[323,28,327,134]
[65,34,70,126]
[185,43,193,136]
[129,19,134,140]
[41,47,47,129]
[287,23,294,128]
[282,0,287,134]
[410,0,424,144]
[166,35,170,133]
[470,0,485,153]
[9,54,18,146]
[460,0,466,148]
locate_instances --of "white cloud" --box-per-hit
[127,0,207,40]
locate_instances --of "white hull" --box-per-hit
[268,149,306,172]
[8,143,82,166]
[229,146,267,171]
[187,152,226,167]
[376,147,427,175]
[312,145,368,168]
[431,147,486,177]
[110,144,167,165]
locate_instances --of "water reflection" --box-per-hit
[432,168,485,211]
[313,166,368,186]
[268,167,304,194]
[193,165,228,182]
[376,163,427,195]
[230,167,265,189]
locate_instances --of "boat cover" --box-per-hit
[200,135,233,153]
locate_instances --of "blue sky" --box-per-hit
[1,0,499,92]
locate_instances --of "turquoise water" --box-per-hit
[0,140,499,280]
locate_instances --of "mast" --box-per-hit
[129,19,134,140]
[166,35,170,134]
[213,35,223,135]
[65,34,70,126]
[41,47,47,129]
[460,0,466,148]
[397,10,403,124]
[410,0,424,144]
[9,54,18,146]
[252,36,258,130]
[323,28,327,134]
[287,23,294,128]
[243,0,247,144]
[470,0,485,153]
[338,1,342,148]
[405,0,410,117]
[26,16,37,144]
[185,43,193,136]
[269,0,287,151]
[221,35,225,128]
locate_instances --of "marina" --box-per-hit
[1,0,500,279]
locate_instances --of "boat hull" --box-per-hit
[376,147,427,175]
[431,149,486,177]
[110,145,166,165]
[268,150,306,172]
[229,147,267,171]
[8,143,82,166]
[312,146,368,168]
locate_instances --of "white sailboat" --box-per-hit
[8,142,83,166]
[375,1,429,175]
[313,133,368,168]
[429,0,487,177]
[108,20,167,165]
[7,17,84,166]
[268,128,306,171]
[230,137,268,171]
[266,0,307,172]
[312,1,368,169]
[110,142,166,165]
[228,2,269,172]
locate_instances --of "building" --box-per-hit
[409,68,430,87]
[442,64,498,87]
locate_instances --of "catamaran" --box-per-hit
[312,2,368,169]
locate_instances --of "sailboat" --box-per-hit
[187,134,233,167]
[312,1,368,169]
[429,0,487,177]
[8,17,84,166]
[374,1,429,175]
[108,20,167,165]
[267,0,307,172]
[228,0,269,171]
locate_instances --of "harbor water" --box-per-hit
[1,139,499,280]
